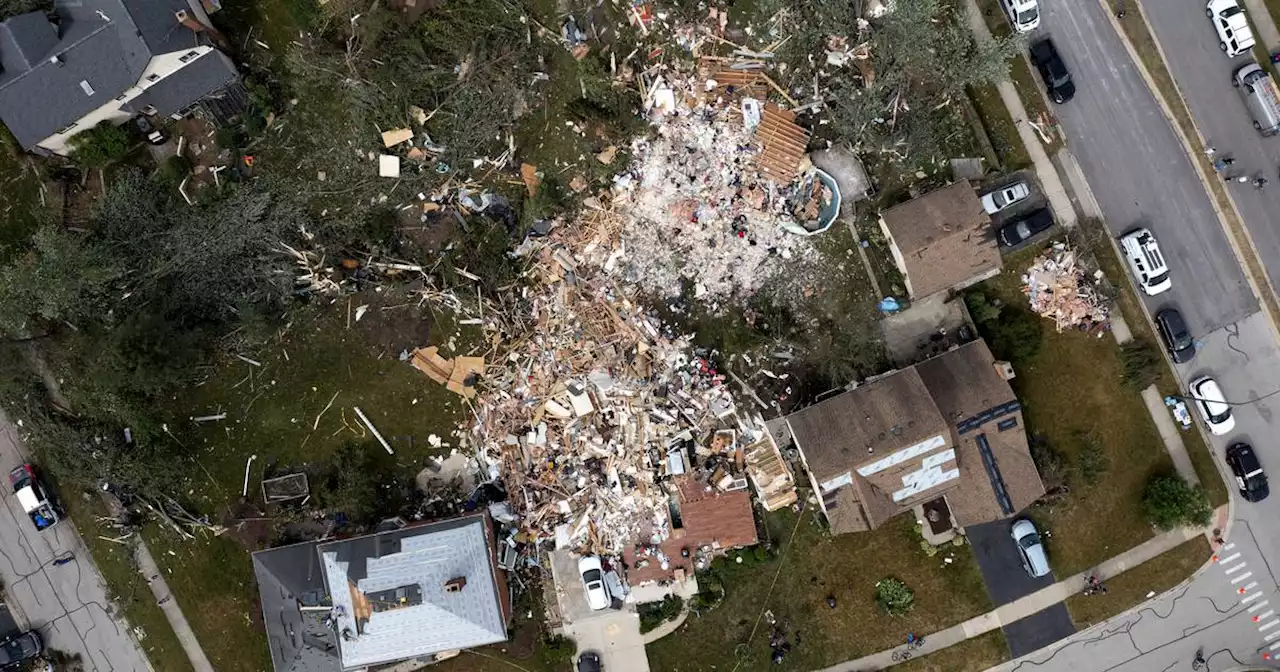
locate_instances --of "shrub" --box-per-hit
[1120,340,1162,390]
[987,306,1043,363]
[159,155,192,185]
[1076,431,1109,486]
[965,291,1002,324]
[1028,433,1070,488]
[919,539,938,557]
[539,634,576,666]
[638,595,684,633]
[1143,475,1212,530]
[875,578,915,616]
[952,536,967,547]
[68,121,132,168]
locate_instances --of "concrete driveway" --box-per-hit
[0,414,151,671]
[549,549,651,672]
[966,520,1075,657]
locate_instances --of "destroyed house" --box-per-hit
[252,512,511,671]
[0,0,243,156]
[786,340,1044,535]
[879,180,1001,300]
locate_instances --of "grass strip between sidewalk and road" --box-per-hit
[893,628,1010,672]
[1066,535,1211,629]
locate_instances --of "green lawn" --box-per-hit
[62,498,194,672]
[968,83,1031,170]
[894,629,1009,672]
[1066,536,1210,629]
[646,510,992,671]
[973,246,1176,576]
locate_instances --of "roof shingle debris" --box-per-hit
[1020,243,1110,332]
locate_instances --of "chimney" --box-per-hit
[174,10,229,50]
[444,577,467,593]
[993,360,1016,381]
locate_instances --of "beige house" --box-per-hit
[879,180,1002,300]
[785,340,1044,535]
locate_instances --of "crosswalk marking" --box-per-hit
[1270,641,1280,651]
[1224,543,1236,551]
[1258,610,1274,621]
[1245,592,1266,604]
[1220,552,1242,564]
[1245,582,1260,592]
[1259,619,1279,632]
[1233,572,1255,584]
[1264,630,1280,642]
[1249,601,1270,613]
[1226,562,1249,574]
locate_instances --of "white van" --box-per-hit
[1234,63,1280,136]
[1120,228,1172,295]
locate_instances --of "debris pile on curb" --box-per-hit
[1021,244,1109,332]
[459,206,796,556]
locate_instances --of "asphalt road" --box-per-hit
[1141,0,1280,301]
[1036,0,1257,335]
[0,414,151,672]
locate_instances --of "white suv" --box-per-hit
[1003,0,1040,32]
[1191,376,1236,435]
[1119,228,1172,295]
[1208,0,1256,58]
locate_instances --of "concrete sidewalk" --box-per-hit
[1243,0,1280,50]
[964,0,1077,228]
[816,526,1203,672]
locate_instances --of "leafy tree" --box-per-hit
[965,291,1003,324]
[0,226,124,338]
[1143,475,1212,530]
[875,578,915,616]
[68,121,132,168]
[1028,434,1069,488]
[1120,340,1161,390]
[986,306,1043,363]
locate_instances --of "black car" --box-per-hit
[1227,443,1270,502]
[997,208,1054,247]
[577,651,602,672]
[0,631,43,667]
[1155,308,1196,363]
[1030,38,1076,104]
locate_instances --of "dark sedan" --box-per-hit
[998,208,1054,247]
[577,651,602,672]
[1030,38,1076,104]
[1155,308,1196,363]
[0,631,42,667]
[1227,443,1269,503]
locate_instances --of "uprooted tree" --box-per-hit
[774,0,1021,161]
[1143,474,1212,530]
[875,577,915,616]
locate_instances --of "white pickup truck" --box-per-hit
[9,464,60,531]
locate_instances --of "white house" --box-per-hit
[0,0,242,156]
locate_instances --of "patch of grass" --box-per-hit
[967,83,1031,170]
[1077,218,1229,507]
[972,244,1176,575]
[645,509,992,671]
[61,497,193,672]
[894,629,1010,672]
[1066,536,1210,629]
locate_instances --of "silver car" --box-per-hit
[1011,519,1051,577]
[980,182,1031,214]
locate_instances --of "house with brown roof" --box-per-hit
[623,474,758,586]
[879,180,1001,300]
[785,340,1044,535]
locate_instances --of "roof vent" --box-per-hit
[444,577,467,593]
[49,55,61,66]
[79,80,94,96]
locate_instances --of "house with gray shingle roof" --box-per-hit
[785,340,1044,535]
[0,0,242,155]
[252,512,512,671]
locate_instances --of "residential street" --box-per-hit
[0,413,151,672]
[1141,0,1280,299]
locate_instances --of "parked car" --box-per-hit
[998,208,1053,247]
[0,631,43,668]
[1030,38,1076,104]
[1001,0,1040,32]
[1208,0,1256,57]
[981,182,1032,214]
[8,463,60,531]
[132,116,168,145]
[1190,376,1236,435]
[578,556,611,611]
[577,651,603,672]
[1011,519,1051,578]
[1155,308,1197,363]
[1233,63,1280,135]
[1227,443,1270,502]
[1119,228,1172,295]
